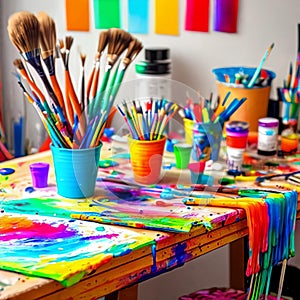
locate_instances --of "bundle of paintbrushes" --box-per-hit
[8,11,142,149]
[117,98,178,140]
[179,91,247,126]
[278,59,300,126]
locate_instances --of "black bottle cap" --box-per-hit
[145,48,170,61]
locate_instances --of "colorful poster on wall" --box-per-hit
[154,0,179,35]
[93,0,121,29]
[128,0,149,34]
[185,0,210,32]
[65,0,90,31]
[213,0,239,33]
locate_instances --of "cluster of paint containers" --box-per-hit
[177,119,222,184]
[182,118,247,176]
[182,116,287,176]
[224,117,289,173]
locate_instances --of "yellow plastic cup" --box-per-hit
[128,136,166,185]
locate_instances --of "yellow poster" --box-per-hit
[155,0,179,35]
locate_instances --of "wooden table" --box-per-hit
[0,143,296,300]
[0,213,248,300]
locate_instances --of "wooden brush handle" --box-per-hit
[18,69,57,124]
[50,75,65,112]
[90,67,100,99]
[19,69,45,103]
[86,67,95,100]
[64,76,75,126]
[65,70,86,134]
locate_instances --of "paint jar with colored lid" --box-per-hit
[257,117,279,156]
[225,121,249,172]
[225,121,249,149]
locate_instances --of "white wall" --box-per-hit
[1,1,300,299]
[1,0,300,150]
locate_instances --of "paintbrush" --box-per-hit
[13,71,71,148]
[13,58,56,123]
[107,38,143,110]
[87,30,108,107]
[58,39,74,126]
[61,36,86,135]
[7,11,66,125]
[79,52,86,112]
[36,11,65,113]
[91,28,132,116]
[61,37,75,122]
[13,64,73,148]
[247,43,274,88]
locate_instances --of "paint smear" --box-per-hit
[0,187,240,233]
[0,213,154,287]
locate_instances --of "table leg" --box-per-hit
[230,238,246,291]
[105,284,138,300]
[105,291,118,300]
[118,284,138,300]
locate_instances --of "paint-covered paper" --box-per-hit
[0,156,241,233]
[0,213,154,286]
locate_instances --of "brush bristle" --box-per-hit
[36,11,56,59]
[106,28,132,66]
[65,36,74,51]
[59,39,64,50]
[13,58,25,70]
[123,38,143,68]
[58,39,66,63]
[114,30,132,56]
[80,52,86,66]
[7,11,40,53]
[97,30,108,54]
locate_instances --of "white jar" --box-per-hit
[257,117,279,156]
[135,48,171,100]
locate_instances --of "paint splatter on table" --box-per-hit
[0,147,242,233]
[0,212,154,287]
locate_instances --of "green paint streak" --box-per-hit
[0,198,73,219]
[0,198,201,232]
[61,271,85,287]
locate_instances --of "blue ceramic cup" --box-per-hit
[50,144,101,198]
